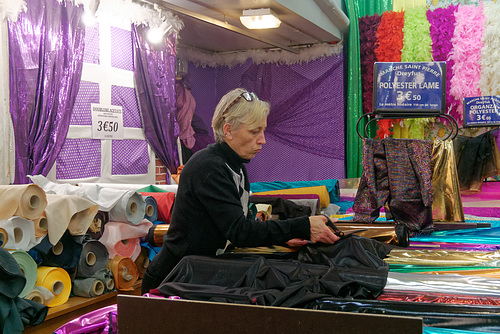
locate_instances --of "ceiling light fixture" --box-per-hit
[240,8,281,29]
[147,20,173,44]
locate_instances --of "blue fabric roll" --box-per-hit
[142,196,158,223]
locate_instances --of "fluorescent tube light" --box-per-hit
[240,8,281,29]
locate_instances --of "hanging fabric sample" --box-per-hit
[431,140,464,222]
[353,138,434,231]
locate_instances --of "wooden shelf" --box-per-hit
[24,281,142,334]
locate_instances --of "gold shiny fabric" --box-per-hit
[431,140,464,222]
[419,268,500,279]
[335,222,406,246]
[386,249,500,266]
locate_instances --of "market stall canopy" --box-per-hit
[136,0,349,54]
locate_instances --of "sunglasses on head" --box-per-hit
[223,91,258,116]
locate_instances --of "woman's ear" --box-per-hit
[223,123,232,139]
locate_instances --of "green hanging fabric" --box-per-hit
[345,0,363,178]
[345,0,393,178]
[356,0,393,17]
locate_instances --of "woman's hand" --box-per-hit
[308,215,340,244]
[285,238,309,248]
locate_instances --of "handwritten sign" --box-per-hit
[91,104,124,140]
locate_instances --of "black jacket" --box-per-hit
[142,142,310,293]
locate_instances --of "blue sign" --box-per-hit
[463,96,500,127]
[374,62,445,115]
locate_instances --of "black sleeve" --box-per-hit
[195,167,310,247]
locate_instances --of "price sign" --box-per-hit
[374,62,446,116]
[91,104,124,140]
[463,95,500,127]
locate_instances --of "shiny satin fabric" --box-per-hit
[378,289,500,305]
[417,267,500,279]
[311,298,500,332]
[53,304,117,334]
[431,140,465,222]
[147,223,169,247]
[335,222,409,247]
[385,249,500,267]
[386,271,500,297]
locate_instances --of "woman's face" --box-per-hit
[224,117,267,160]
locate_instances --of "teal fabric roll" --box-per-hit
[250,179,340,202]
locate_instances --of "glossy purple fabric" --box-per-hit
[54,305,117,334]
[132,25,179,175]
[8,0,85,184]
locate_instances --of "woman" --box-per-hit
[141,88,338,294]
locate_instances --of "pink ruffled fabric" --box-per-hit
[449,4,485,127]
[427,5,458,123]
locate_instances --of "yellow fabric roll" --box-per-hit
[0,184,47,220]
[36,266,72,307]
[253,185,330,208]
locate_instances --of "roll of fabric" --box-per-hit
[0,216,37,251]
[147,223,170,247]
[9,249,38,298]
[25,286,55,305]
[36,266,72,307]
[44,194,98,245]
[142,196,158,223]
[32,230,83,270]
[335,222,409,247]
[87,211,109,240]
[0,184,47,220]
[93,268,115,292]
[252,185,330,208]
[98,219,152,261]
[134,246,150,278]
[106,256,139,291]
[33,211,48,238]
[76,239,109,278]
[109,192,146,226]
[139,192,175,223]
[72,277,105,297]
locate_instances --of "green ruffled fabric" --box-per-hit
[401,7,434,139]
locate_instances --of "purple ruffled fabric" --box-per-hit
[359,14,382,115]
[427,5,458,123]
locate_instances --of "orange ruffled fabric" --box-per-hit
[373,11,405,139]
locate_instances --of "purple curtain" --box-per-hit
[241,58,344,160]
[8,0,85,184]
[132,25,179,174]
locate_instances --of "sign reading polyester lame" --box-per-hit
[91,103,124,140]
[375,62,444,113]
[464,96,500,127]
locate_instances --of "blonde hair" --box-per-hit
[212,88,270,143]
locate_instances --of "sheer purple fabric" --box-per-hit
[132,25,179,175]
[241,57,345,160]
[8,0,85,184]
